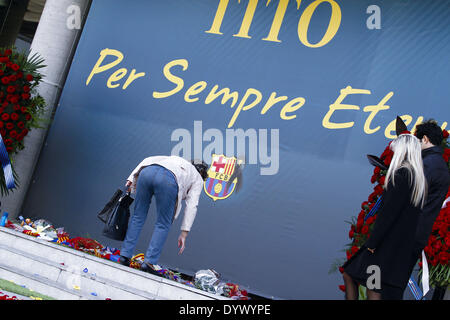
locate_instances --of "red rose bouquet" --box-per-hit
[419,132,450,288]
[332,126,450,295]
[0,47,46,195]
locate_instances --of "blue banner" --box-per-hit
[0,134,15,190]
[22,0,450,299]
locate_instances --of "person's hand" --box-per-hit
[125,180,132,192]
[178,231,189,255]
[367,248,375,254]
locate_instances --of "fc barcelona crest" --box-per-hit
[204,154,243,201]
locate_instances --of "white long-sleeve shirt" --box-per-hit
[126,155,204,232]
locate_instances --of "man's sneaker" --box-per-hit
[140,262,162,276]
[118,256,131,267]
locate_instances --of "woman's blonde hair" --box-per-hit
[384,134,427,208]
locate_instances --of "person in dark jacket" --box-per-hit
[404,120,450,295]
[342,134,427,300]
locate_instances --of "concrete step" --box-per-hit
[0,226,229,300]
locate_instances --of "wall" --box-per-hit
[21,0,450,299]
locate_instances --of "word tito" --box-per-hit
[171,121,279,175]
[206,0,341,48]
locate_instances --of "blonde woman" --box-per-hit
[342,134,427,300]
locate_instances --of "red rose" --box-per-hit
[4,49,12,56]
[361,201,369,210]
[9,130,17,139]
[366,216,376,225]
[13,104,20,111]
[1,76,9,85]
[349,229,355,239]
[356,219,364,231]
[339,285,346,292]
[346,250,352,260]
[23,85,31,93]
[21,93,30,100]
[361,225,369,235]
[445,236,450,248]
[26,74,34,82]
[7,86,16,93]
[1,113,10,121]
[25,114,31,121]
[6,123,14,130]
[9,75,17,82]
[371,174,377,184]
[6,146,12,153]
[374,184,383,196]
[4,138,12,146]
[21,106,27,113]
[17,121,24,129]
[10,113,19,121]
[10,96,19,104]
[351,246,359,254]
[384,154,393,166]
[443,130,449,139]
[438,252,449,265]
[11,64,20,71]
[378,176,385,186]
[339,266,344,274]
[430,257,438,267]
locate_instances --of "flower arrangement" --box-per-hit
[419,131,450,288]
[4,216,251,299]
[331,125,450,295]
[0,292,19,300]
[0,46,46,195]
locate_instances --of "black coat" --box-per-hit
[343,167,422,289]
[405,146,450,274]
[415,146,450,250]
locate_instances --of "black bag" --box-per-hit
[97,189,123,223]
[100,189,134,241]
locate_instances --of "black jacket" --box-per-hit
[343,167,422,289]
[414,146,450,250]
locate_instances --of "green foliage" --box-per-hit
[0,46,47,195]
[0,278,56,300]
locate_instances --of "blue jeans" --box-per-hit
[120,165,178,264]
